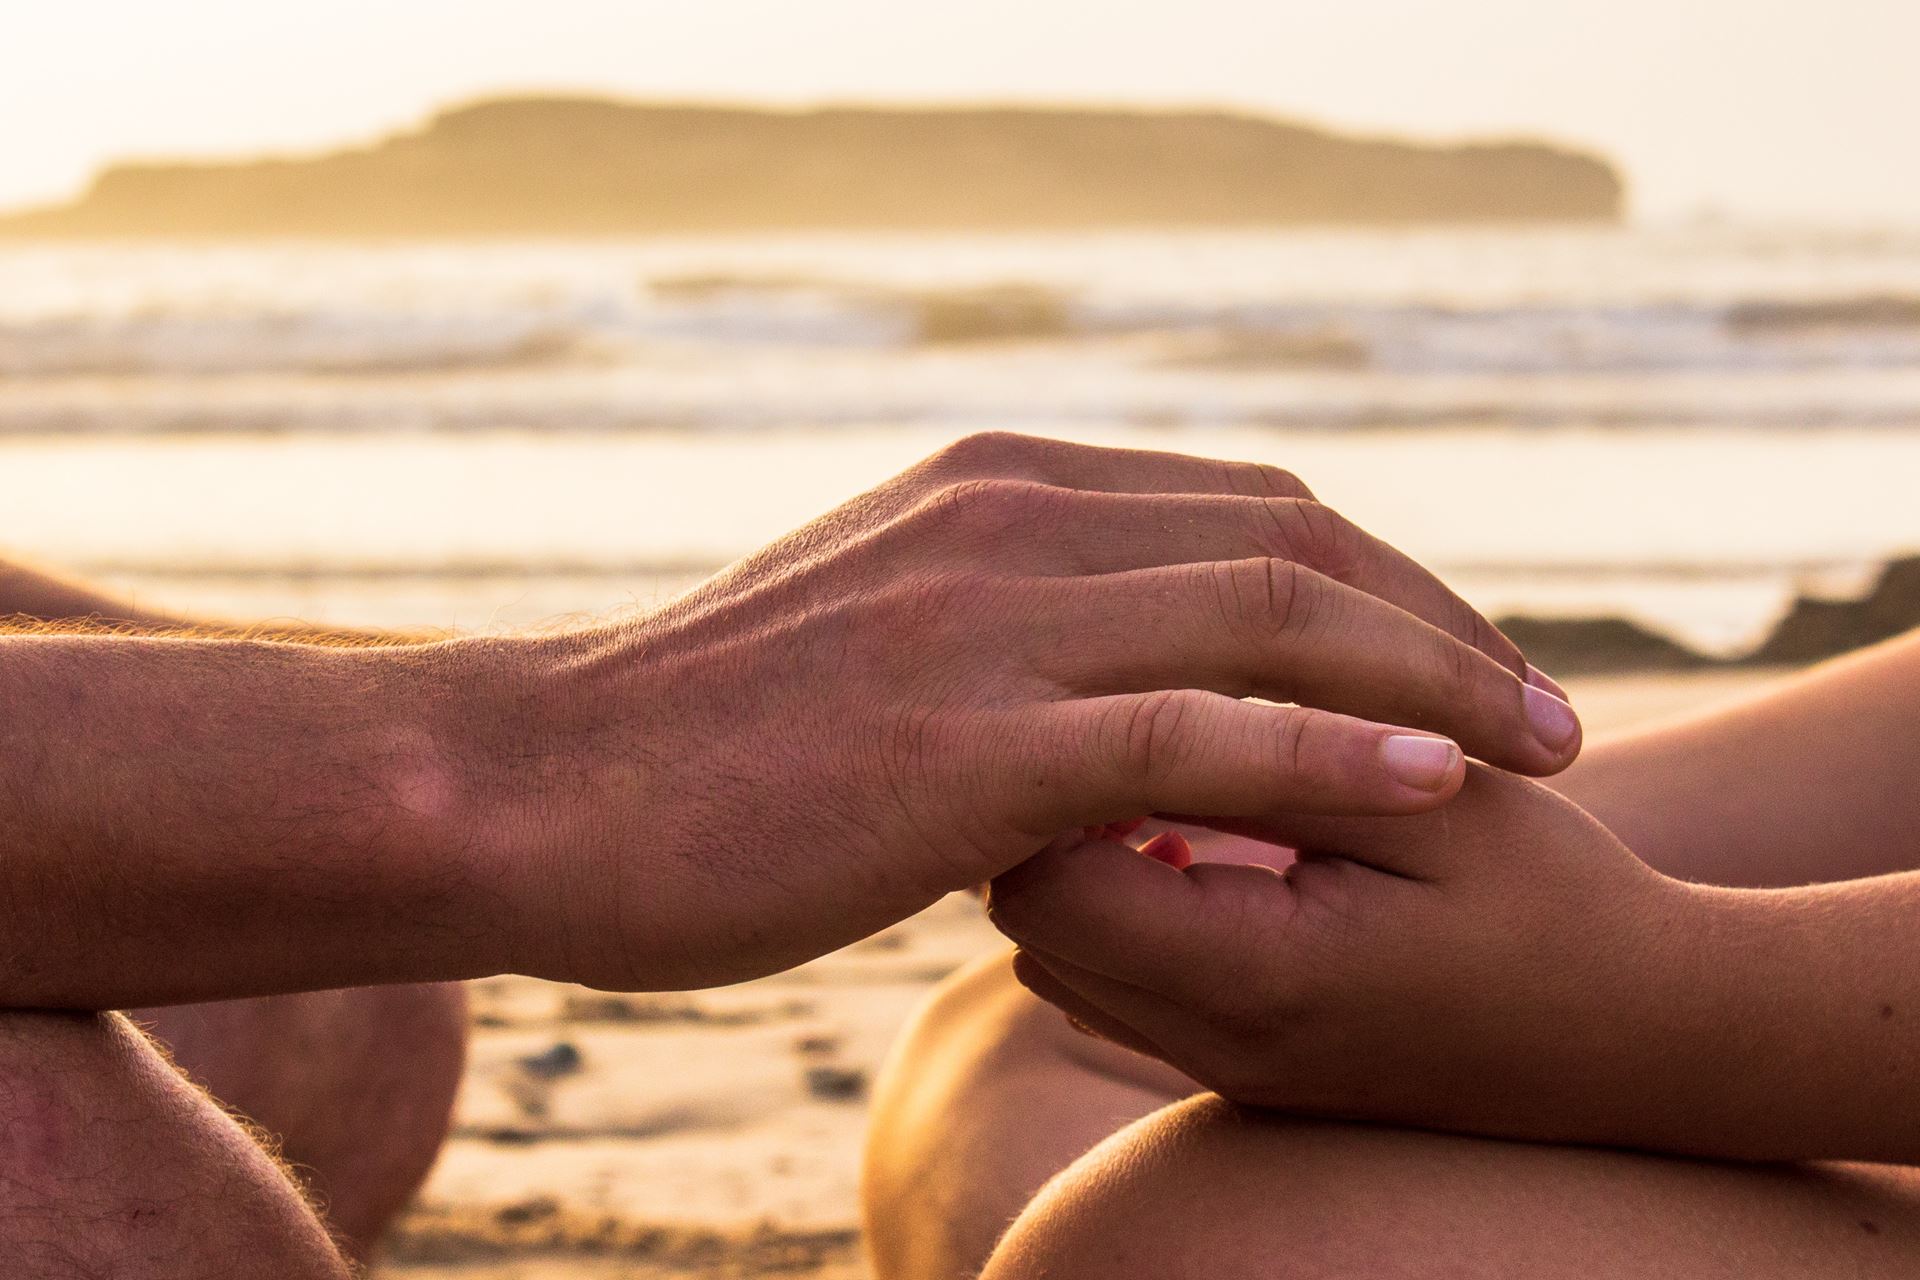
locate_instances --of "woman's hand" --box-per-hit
[988,766,1718,1151]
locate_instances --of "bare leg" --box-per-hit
[984,1095,1920,1279]
[134,983,468,1263]
[868,952,1920,1280]
[863,950,1196,1280]
[0,1009,352,1279]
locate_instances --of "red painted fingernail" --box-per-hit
[1138,830,1194,870]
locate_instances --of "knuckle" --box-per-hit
[1268,467,1310,498]
[1436,625,1480,692]
[929,430,1037,478]
[1223,458,1311,500]
[920,477,1061,536]
[1208,557,1305,639]
[1271,706,1321,782]
[868,569,1001,650]
[1466,608,1505,664]
[1267,499,1359,578]
[1262,558,1330,643]
[926,477,1003,523]
[928,567,1003,619]
[1111,688,1201,783]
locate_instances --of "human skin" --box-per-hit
[1553,629,1920,887]
[0,1011,358,1279]
[868,951,1920,1280]
[0,560,472,1264]
[983,1096,1920,1280]
[869,636,1920,1278]
[988,633,1920,1165]
[0,433,1580,1011]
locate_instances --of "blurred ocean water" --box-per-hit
[3,224,1918,651]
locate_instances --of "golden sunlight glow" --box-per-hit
[3,0,1918,222]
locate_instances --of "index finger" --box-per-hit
[1044,560,1581,777]
[1024,489,1530,680]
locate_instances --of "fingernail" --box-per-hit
[1138,830,1194,870]
[1523,683,1581,753]
[1526,664,1571,703]
[1380,735,1460,791]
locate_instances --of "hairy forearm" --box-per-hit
[0,632,548,1008]
[1553,631,1920,886]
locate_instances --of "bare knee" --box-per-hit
[982,1095,1305,1280]
[983,1095,1920,1280]
[984,1096,1656,1279]
[138,981,468,1259]
[0,1009,353,1280]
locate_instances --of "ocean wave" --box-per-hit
[1106,300,1920,374]
[10,283,1920,380]
[648,275,1920,371]
[7,393,1912,437]
[649,273,1074,344]
[0,311,603,377]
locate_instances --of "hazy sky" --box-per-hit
[6,1,1918,221]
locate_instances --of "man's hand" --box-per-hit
[0,433,1580,1008]
[506,433,1581,990]
[988,764,1920,1163]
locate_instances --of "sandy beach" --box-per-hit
[370,666,1788,1279]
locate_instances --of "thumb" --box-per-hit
[987,837,1297,1005]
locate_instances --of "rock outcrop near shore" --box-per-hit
[1494,615,1719,675]
[0,98,1624,237]
[1747,557,1920,665]
[1500,556,1920,674]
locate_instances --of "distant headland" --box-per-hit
[0,98,1624,238]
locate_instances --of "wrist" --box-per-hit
[1592,876,1818,1158]
[432,625,666,985]
[1505,868,1725,1150]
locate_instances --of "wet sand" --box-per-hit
[377,667,1790,1278]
